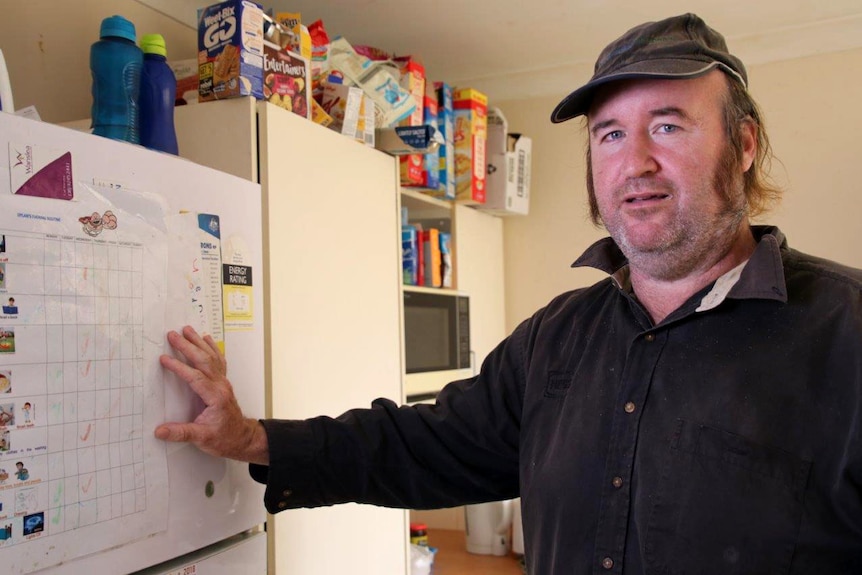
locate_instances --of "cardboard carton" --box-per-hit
[453,87,488,205]
[321,80,364,137]
[481,107,531,215]
[168,58,199,105]
[421,86,440,191]
[433,82,456,200]
[396,56,426,187]
[262,40,311,119]
[198,0,265,102]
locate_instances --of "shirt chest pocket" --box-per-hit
[643,420,811,575]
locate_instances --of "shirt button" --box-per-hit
[644,333,655,342]
[283,489,293,497]
[277,501,287,509]
[624,401,636,413]
[602,556,614,570]
[612,476,623,489]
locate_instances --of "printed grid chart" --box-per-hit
[0,231,146,548]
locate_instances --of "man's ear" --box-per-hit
[740,118,757,173]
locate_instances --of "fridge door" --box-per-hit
[0,113,265,574]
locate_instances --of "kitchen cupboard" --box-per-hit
[400,190,507,393]
[174,98,408,575]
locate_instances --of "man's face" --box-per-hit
[587,70,754,280]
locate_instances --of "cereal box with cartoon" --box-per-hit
[198,0,265,102]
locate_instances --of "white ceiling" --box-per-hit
[145,0,862,103]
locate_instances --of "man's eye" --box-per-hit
[602,130,624,142]
[657,124,678,134]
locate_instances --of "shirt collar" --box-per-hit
[571,225,789,306]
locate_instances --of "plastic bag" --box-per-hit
[410,543,435,575]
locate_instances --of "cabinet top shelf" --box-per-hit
[401,188,452,209]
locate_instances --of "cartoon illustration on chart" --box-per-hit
[78,210,118,237]
[0,371,9,394]
[0,430,8,452]
[0,467,8,483]
[2,297,17,315]
[20,401,32,425]
[14,462,28,482]
[0,403,13,427]
[23,512,43,536]
[0,263,5,289]
[0,327,14,353]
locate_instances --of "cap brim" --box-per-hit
[550,60,734,123]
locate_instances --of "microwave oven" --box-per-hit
[403,288,472,399]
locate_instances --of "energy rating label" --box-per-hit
[0,187,169,573]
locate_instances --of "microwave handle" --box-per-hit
[471,350,478,376]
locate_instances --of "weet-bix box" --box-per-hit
[198,0,265,102]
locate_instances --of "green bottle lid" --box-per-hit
[141,33,167,57]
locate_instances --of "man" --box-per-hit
[157,14,862,574]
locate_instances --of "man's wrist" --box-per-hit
[245,418,270,466]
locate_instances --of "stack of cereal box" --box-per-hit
[395,56,426,188]
[453,88,488,205]
[433,82,456,200]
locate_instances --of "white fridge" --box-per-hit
[0,111,266,574]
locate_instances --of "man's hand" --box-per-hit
[155,326,269,465]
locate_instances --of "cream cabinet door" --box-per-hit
[453,204,507,370]
[258,103,407,575]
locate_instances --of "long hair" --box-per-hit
[584,74,782,226]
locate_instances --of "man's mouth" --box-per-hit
[625,192,670,203]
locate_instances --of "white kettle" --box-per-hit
[464,499,514,556]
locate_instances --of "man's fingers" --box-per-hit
[154,422,199,444]
[167,329,212,365]
[166,328,224,378]
[160,354,220,406]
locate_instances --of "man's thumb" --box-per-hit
[154,423,195,443]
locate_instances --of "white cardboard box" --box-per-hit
[481,107,531,216]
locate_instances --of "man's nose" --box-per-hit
[621,132,659,179]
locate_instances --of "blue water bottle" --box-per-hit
[139,33,179,155]
[90,15,143,144]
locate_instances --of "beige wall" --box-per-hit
[498,47,862,332]
[0,0,196,124]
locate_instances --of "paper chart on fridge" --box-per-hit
[0,183,170,573]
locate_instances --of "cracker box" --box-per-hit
[481,107,531,215]
[168,58,199,105]
[453,87,488,205]
[198,0,265,102]
[262,40,311,119]
[433,82,456,200]
[421,86,439,191]
[396,56,426,187]
[321,80,363,137]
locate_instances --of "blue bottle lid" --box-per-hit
[100,15,137,42]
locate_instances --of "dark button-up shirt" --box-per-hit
[250,226,862,574]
